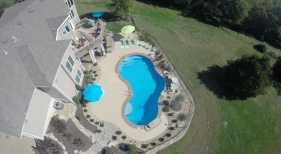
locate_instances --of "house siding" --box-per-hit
[54,45,84,103]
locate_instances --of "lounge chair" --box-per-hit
[132,39,138,46]
[127,39,132,47]
[144,117,162,131]
[120,39,125,48]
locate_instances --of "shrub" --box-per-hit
[76,116,82,121]
[63,133,72,141]
[97,129,102,133]
[90,119,94,122]
[93,63,97,66]
[165,133,171,137]
[151,142,156,146]
[86,115,91,118]
[167,96,170,99]
[106,150,115,154]
[121,135,127,139]
[162,106,170,112]
[83,70,89,74]
[50,144,60,154]
[93,71,97,74]
[92,78,96,81]
[173,95,185,103]
[82,104,87,108]
[164,65,171,71]
[73,138,84,147]
[141,144,148,148]
[50,118,66,133]
[100,123,104,127]
[94,74,98,77]
[83,109,87,112]
[112,136,117,140]
[168,112,174,116]
[115,131,122,135]
[163,100,169,106]
[75,84,83,90]
[253,42,269,53]
[169,127,175,130]
[159,137,164,142]
[95,121,100,125]
[172,119,177,123]
[72,96,80,104]
[128,144,137,154]
[178,113,187,121]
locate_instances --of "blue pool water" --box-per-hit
[118,55,164,125]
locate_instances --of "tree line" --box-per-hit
[147,0,281,49]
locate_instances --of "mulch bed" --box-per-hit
[47,119,92,154]
[169,99,182,112]
[75,104,98,134]
[99,145,146,154]
[35,137,63,154]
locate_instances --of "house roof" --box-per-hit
[0,0,71,138]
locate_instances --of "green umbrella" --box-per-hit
[121,25,135,34]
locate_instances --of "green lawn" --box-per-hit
[75,0,281,153]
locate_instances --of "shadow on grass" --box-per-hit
[197,65,225,99]
[270,75,281,96]
[80,12,121,22]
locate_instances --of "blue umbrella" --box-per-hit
[83,84,103,102]
[92,12,103,18]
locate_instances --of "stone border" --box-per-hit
[115,53,164,129]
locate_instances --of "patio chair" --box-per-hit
[127,39,132,47]
[133,39,138,45]
[120,39,125,48]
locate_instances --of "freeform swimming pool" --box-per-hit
[118,55,164,125]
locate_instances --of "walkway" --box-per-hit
[89,41,168,141]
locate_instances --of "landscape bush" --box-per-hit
[83,109,87,112]
[151,142,156,146]
[95,121,100,125]
[50,118,66,133]
[97,129,102,133]
[76,116,82,121]
[75,84,83,90]
[169,127,175,130]
[63,133,72,141]
[121,135,126,139]
[165,133,171,137]
[90,119,94,122]
[100,123,104,127]
[115,131,122,135]
[178,113,187,121]
[112,136,117,140]
[162,106,170,112]
[73,138,84,147]
[86,115,91,118]
[162,100,169,106]
[128,144,137,154]
[72,96,80,104]
[159,137,164,142]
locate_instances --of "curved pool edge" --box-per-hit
[115,53,164,129]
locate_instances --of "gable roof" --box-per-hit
[0,0,71,138]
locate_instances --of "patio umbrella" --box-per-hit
[83,84,103,102]
[92,12,103,18]
[121,25,135,35]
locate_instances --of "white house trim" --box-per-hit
[53,84,76,105]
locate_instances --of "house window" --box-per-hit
[66,1,71,8]
[69,0,74,6]
[75,70,82,83]
[71,10,74,18]
[63,25,70,35]
[66,55,75,73]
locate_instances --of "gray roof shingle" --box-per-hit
[0,0,71,138]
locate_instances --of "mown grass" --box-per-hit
[75,0,281,153]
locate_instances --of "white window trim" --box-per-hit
[75,70,82,84]
[66,55,75,74]
[63,25,71,36]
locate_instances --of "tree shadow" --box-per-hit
[197,65,251,101]
[80,12,121,22]
[270,74,281,96]
[197,65,225,99]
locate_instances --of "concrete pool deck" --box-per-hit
[89,41,168,141]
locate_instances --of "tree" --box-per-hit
[127,144,137,154]
[218,55,271,100]
[273,57,281,82]
[219,0,251,25]
[108,0,135,21]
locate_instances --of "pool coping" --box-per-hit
[115,53,163,129]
